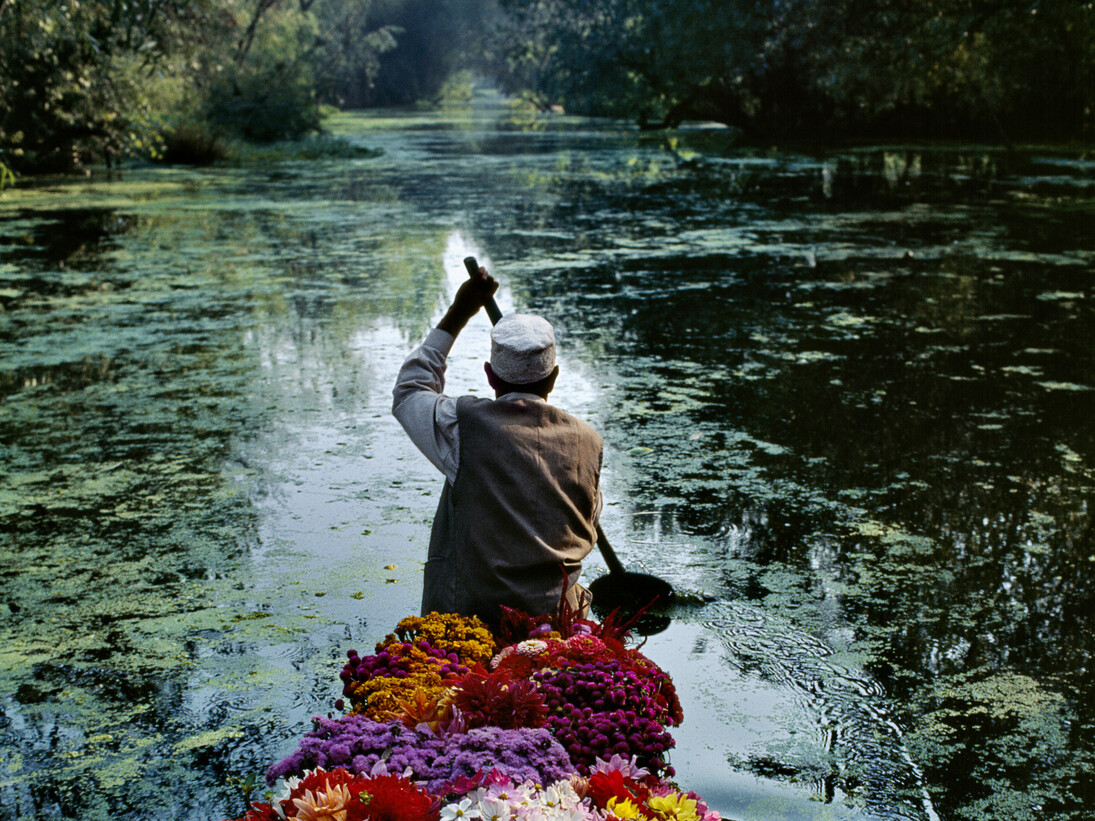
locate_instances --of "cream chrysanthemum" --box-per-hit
[291,783,352,821]
[515,639,548,657]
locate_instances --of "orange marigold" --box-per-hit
[346,673,446,719]
[381,686,459,734]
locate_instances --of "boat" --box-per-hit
[224,607,723,821]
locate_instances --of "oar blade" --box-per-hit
[588,571,674,633]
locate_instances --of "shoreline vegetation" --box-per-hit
[1,1,1091,186]
[5,93,1094,192]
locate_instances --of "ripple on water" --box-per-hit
[640,603,937,821]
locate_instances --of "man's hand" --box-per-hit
[437,266,498,337]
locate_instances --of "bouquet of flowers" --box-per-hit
[224,609,719,821]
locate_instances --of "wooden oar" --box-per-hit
[463,255,675,617]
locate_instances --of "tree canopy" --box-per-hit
[495,0,1094,141]
[0,0,215,173]
[1,0,1091,176]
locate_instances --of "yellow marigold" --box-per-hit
[346,673,446,718]
[645,792,700,821]
[381,612,497,667]
[380,641,454,677]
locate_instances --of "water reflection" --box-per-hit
[0,104,1093,820]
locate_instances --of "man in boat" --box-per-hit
[392,265,602,628]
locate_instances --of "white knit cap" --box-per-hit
[490,314,556,384]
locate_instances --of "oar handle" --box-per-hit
[597,523,628,577]
[463,256,503,325]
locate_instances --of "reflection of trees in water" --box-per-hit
[0,355,116,400]
[868,471,1095,819]
[493,149,1095,819]
[0,208,139,269]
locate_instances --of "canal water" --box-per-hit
[0,98,1092,820]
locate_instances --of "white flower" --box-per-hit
[539,781,579,808]
[272,771,310,819]
[515,639,549,657]
[368,759,390,776]
[487,782,533,805]
[476,797,511,821]
[441,796,483,820]
[538,809,587,821]
[490,646,514,669]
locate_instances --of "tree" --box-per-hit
[191,0,326,142]
[493,0,1094,141]
[782,0,1095,141]
[0,0,214,173]
[360,0,498,107]
[494,0,798,129]
[185,0,402,141]
[309,0,399,108]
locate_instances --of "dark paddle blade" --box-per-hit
[593,524,675,605]
[587,570,674,610]
[588,571,673,634]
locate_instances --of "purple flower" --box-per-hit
[532,661,675,775]
[266,716,573,794]
[265,715,443,785]
[423,726,572,794]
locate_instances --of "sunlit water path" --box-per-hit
[1,100,1092,820]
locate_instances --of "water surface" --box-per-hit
[0,101,1092,820]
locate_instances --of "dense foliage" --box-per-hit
[0,0,420,173]
[0,0,213,173]
[494,0,1094,141]
[1,0,1090,175]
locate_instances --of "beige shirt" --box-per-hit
[391,327,602,516]
[392,328,540,482]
